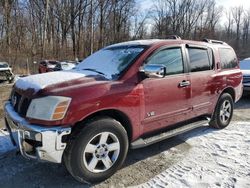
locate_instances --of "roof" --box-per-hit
[106,38,229,49]
[107,39,166,48]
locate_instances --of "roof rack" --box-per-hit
[202,38,227,45]
[166,35,181,40]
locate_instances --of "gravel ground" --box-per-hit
[0,83,250,187]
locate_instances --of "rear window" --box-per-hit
[219,48,238,69]
[188,48,211,72]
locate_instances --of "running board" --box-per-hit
[131,119,208,149]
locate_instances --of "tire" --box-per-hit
[209,93,234,129]
[63,117,129,184]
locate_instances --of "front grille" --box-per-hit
[243,76,250,83]
[11,91,31,117]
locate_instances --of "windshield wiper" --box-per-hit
[82,68,106,76]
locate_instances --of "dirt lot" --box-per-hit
[0,84,250,187]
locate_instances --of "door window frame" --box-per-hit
[142,44,189,78]
[185,44,215,73]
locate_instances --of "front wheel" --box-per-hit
[63,117,128,183]
[209,93,234,129]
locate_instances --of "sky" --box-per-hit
[215,0,250,8]
[137,0,250,31]
[138,0,250,11]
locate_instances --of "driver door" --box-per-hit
[141,46,192,134]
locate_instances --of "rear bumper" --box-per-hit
[4,101,71,163]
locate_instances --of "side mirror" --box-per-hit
[140,64,166,78]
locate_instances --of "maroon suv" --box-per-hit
[4,38,243,183]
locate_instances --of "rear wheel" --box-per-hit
[209,93,234,129]
[63,117,128,183]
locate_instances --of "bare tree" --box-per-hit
[242,9,250,47]
[232,6,244,48]
[2,0,14,58]
[2,0,250,73]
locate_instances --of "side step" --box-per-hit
[131,119,208,149]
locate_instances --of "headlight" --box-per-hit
[26,96,71,121]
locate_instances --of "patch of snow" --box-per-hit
[15,70,86,92]
[0,129,16,155]
[138,122,250,188]
[107,39,163,48]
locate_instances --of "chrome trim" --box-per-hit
[4,101,71,163]
[140,64,166,78]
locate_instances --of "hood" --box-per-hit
[14,70,107,94]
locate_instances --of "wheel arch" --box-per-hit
[221,87,235,102]
[210,86,235,119]
[72,109,133,142]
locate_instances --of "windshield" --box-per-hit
[75,46,145,80]
[240,60,250,70]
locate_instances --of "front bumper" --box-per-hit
[4,101,71,163]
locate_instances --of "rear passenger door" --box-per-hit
[186,44,215,117]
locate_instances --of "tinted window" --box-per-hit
[147,48,184,75]
[188,48,211,72]
[219,48,238,69]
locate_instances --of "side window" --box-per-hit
[188,48,211,72]
[147,48,184,75]
[219,48,238,69]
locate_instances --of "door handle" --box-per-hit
[179,80,190,87]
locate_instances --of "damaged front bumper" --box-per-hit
[4,101,71,163]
